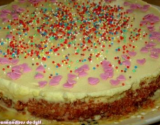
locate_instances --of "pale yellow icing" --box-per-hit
[0,0,160,103]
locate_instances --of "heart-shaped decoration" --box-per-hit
[88,77,99,85]
[128,51,137,56]
[110,79,120,86]
[38,81,47,87]
[100,73,110,80]
[63,83,73,88]
[35,73,44,79]
[137,58,146,65]
[140,47,148,53]
[117,75,126,81]
[122,60,131,67]
[36,65,45,72]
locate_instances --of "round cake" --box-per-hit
[0,0,160,123]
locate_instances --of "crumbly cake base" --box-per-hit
[0,74,160,123]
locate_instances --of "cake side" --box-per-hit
[0,72,160,121]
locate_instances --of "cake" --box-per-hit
[0,0,160,123]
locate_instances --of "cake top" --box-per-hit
[0,0,160,102]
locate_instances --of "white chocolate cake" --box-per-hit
[0,0,160,122]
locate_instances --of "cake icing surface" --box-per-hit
[0,0,160,105]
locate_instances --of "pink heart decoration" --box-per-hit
[140,5,150,12]
[103,67,113,72]
[68,73,76,80]
[0,58,10,64]
[105,0,115,3]
[63,83,73,88]
[15,7,25,13]
[12,65,21,72]
[137,58,146,65]
[34,73,44,79]
[78,71,88,77]
[88,77,99,85]
[12,70,22,75]
[122,60,131,67]
[117,75,126,81]
[147,25,154,32]
[150,53,159,59]
[68,80,76,85]
[126,9,133,13]
[81,64,89,71]
[151,48,160,54]
[75,64,89,77]
[121,55,128,60]
[38,81,47,87]
[7,72,21,80]
[2,18,9,22]
[124,1,131,6]
[128,51,137,56]
[1,9,11,14]
[36,65,45,72]
[20,63,32,73]
[100,73,109,80]
[110,79,120,86]
[102,60,110,67]
[108,71,114,78]
[140,47,149,53]
[49,75,62,86]
[145,42,156,48]
[10,59,19,65]
[0,14,7,18]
